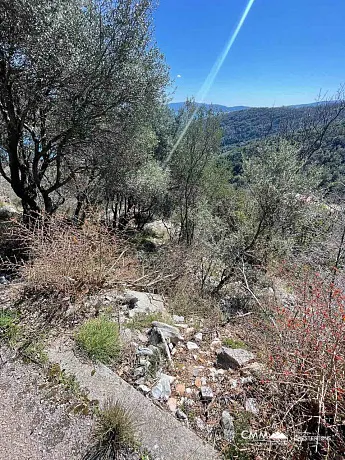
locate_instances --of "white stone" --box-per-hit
[187,342,199,351]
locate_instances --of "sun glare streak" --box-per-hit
[165,0,256,165]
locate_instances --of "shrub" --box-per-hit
[76,317,121,364]
[18,216,139,297]
[83,399,136,459]
[253,267,345,457]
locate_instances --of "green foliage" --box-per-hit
[0,0,169,216]
[223,412,252,460]
[222,338,247,349]
[0,309,19,343]
[126,312,172,330]
[76,317,121,364]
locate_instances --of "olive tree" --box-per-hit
[0,0,168,220]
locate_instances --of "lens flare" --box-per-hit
[165,0,256,165]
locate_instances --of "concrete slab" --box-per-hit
[48,340,220,460]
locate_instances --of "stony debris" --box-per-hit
[210,339,222,351]
[222,411,235,443]
[175,383,185,395]
[194,332,203,342]
[217,347,255,370]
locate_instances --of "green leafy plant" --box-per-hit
[0,309,19,343]
[76,317,121,364]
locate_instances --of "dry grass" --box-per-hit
[17,216,139,298]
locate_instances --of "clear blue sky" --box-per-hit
[154,0,345,107]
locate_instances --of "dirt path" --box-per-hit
[0,349,94,460]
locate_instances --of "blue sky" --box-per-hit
[154,0,345,107]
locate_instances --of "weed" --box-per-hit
[76,317,121,364]
[22,339,48,365]
[126,312,172,330]
[83,399,137,459]
[222,338,247,349]
[223,412,252,460]
[0,309,19,343]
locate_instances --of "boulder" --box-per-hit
[124,290,166,318]
[149,321,183,345]
[217,347,255,370]
[0,204,19,220]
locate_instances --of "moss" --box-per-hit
[126,312,173,330]
[222,338,247,349]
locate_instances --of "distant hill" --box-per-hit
[169,102,249,113]
[221,103,344,148]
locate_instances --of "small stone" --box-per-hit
[173,315,185,323]
[151,374,173,400]
[167,397,177,412]
[185,387,192,395]
[200,386,213,402]
[133,367,145,378]
[195,417,206,431]
[187,341,199,351]
[186,327,195,334]
[176,409,188,420]
[194,377,202,388]
[193,366,204,377]
[201,377,207,385]
[136,347,154,357]
[210,339,222,351]
[150,322,183,345]
[138,384,151,394]
[194,332,203,342]
[175,383,185,395]
[217,347,255,370]
[240,376,254,385]
[245,398,259,414]
[222,411,235,442]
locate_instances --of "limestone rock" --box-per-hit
[222,411,235,443]
[217,347,255,370]
[124,290,166,318]
[151,373,174,401]
[150,322,183,345]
